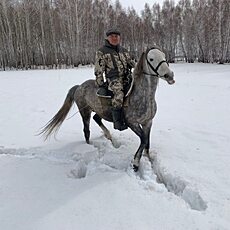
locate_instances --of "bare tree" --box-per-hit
[0,0,229,70]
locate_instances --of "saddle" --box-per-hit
[96,74,134,99]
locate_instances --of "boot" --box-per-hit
[112,108,128,131]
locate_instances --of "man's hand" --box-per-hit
[95,76,104,87]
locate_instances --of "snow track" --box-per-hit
[90,135,208,211]
[148,152,207,211]
[0,132,207,212]
[125,152,208,211]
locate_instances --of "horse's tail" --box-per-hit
[39,85,79,140]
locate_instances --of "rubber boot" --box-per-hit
[112,108,127,131]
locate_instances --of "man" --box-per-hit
[94,27,135,131]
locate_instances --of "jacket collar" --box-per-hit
[104,39,120,52]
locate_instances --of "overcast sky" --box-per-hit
[111,0,167,14]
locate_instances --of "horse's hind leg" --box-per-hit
[93,114,112,141]
[79,107,92,144]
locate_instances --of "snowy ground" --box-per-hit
[0,63,230,230]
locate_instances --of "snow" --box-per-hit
[0,63,230,230]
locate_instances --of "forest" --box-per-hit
[0,0,229,70]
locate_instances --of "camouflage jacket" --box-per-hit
[94,39,135,86]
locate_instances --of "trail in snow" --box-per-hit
[0,131,207,212]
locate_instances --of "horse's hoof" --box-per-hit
[131,159,139,172]
[133,165,139,172]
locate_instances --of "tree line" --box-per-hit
[0,0,229,70]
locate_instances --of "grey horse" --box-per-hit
[40,47,175,171]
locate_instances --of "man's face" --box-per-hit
[107,34,120,46]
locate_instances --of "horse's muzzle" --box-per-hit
[164,72,175,85]
[168,79,175,85]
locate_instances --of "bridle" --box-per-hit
[143,47,168,77]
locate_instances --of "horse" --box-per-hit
[39,47,175,171]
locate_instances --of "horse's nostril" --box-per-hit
[165,71,174,79]
[164,74,170,79]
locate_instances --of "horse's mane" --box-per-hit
[133,52,145,78]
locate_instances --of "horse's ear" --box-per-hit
[150,45,162,52]
[134,52,145,77]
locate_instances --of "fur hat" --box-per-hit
[106,28,121,36]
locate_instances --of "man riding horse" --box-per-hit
[94,27,135,131]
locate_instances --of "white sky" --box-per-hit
[111,0,167,14]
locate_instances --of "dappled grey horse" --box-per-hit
[40,47,175,171]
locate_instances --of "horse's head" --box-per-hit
[143,47,175,85]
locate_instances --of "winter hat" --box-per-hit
[106,27,121,36]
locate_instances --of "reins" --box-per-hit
[66,104,89,120]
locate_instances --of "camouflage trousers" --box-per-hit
[107,77,124,109]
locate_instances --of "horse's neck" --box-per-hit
[133,73,158,99]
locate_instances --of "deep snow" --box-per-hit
[0,63,230,230]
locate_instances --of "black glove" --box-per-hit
[95,76,104,87]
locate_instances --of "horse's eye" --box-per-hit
[150,58,154,62]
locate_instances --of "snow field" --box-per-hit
[0,63,230,229]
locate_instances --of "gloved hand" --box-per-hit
[95,76,104,87]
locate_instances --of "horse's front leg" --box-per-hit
[129,124,146,171]
[142,121,153,159]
